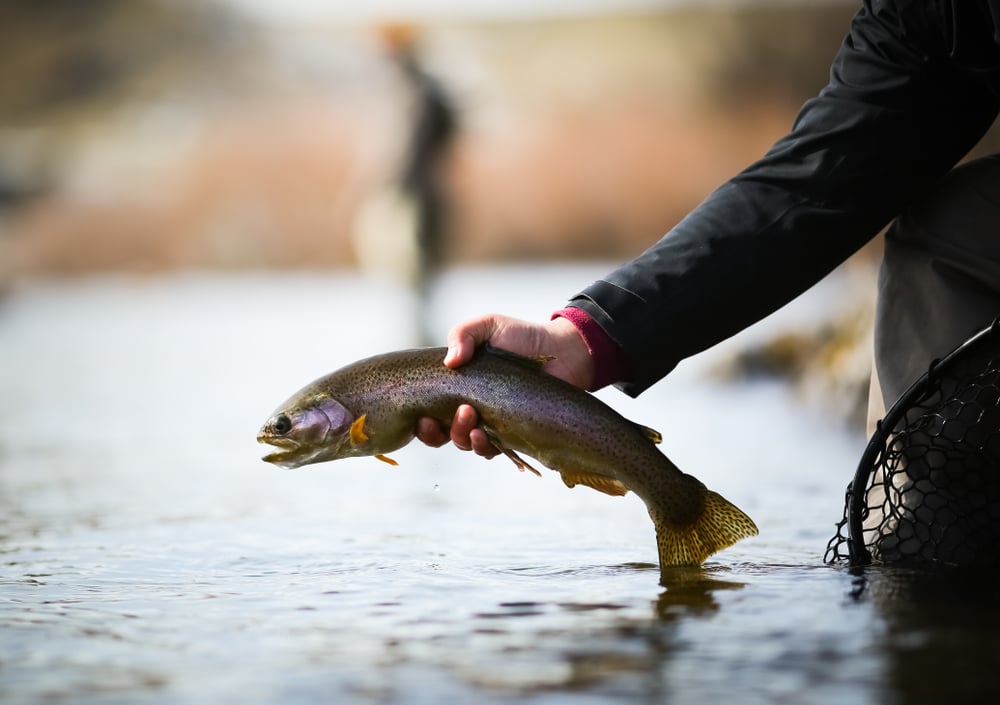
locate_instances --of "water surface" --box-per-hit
[2,267,998,704]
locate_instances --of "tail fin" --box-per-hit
[653,490,758,568]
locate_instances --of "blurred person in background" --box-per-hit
[417,0,1000,455]
[353,22,458,345]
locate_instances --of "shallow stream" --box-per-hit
[2,266,998,704]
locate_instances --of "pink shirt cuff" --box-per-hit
[551,307,625,390]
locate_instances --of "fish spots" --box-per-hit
[651,488,758,568]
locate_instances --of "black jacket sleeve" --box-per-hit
[568,0,1000,397]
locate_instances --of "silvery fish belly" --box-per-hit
[257,346,758,573]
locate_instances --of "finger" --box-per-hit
[415,417,450,448]
[468,427,499,459]
[449,404,479,450]
[444,315,500,368]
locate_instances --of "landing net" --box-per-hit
[825,318,1000,567]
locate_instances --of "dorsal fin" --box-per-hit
[559,469,629,497]
[482,344,555,371]
[481,346,660,447]
[632,422,662,444]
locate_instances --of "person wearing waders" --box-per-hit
[416,1,1000,564]
[384,24,458,346]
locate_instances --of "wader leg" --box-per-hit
[874,154,1000,410]
[863,155,1000,565]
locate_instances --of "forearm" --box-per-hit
[565,0,999,397]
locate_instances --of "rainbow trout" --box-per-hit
[257,346,758,570]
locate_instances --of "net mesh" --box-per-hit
[825,318,1000,567]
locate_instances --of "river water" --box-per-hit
[2,265,998,704]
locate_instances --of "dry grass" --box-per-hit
[1,2,881,278]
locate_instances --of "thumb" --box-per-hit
[443,314,501,368]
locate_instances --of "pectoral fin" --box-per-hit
[560,470,629,497]
[375,454,398,466]
[350,414,369,445]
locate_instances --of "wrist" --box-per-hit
[550,308,623,391]
[544,316,595,390]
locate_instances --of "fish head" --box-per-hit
[257,393,354,468]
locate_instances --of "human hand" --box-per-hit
[415,313,595,458]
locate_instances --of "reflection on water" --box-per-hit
[849,567,1000,704]
[653,567,746,621]
[2,269,998,704]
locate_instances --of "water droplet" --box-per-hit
[433,484,440,492]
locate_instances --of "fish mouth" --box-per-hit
[261,450,300,467]
[257,433,304,467]
[257,432,335,469]
[259,443,334,469]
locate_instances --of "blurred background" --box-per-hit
[4,0,1000,414]
[0,0,869,276]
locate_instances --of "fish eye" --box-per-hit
[272,414,292,434]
